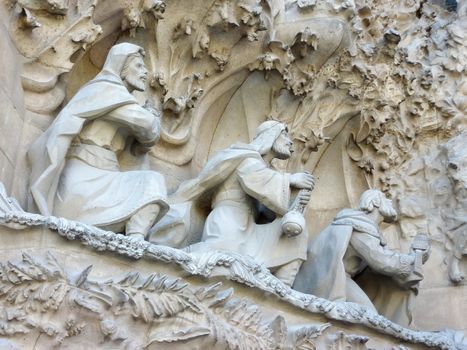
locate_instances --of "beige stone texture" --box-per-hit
[0,12,25,196]
[0,225,442,350]
[0,0,467,348]
[413,285,467,333]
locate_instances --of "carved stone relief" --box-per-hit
[0,250,440,350]
[294,189,430,327]
[0,252,328,349]
[0,0,467,348]
[385,133,467,285]
[1,184,467,349]
[5,0,465,179]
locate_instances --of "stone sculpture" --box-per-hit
[442,133,467,283]
[1,0,467,345]
[293,189,430,314]
[158,120,314,286]
[0,184,466,350]
[394,131,467,285]
[28,43,169,241]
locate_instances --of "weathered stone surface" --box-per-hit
[0,14,25,197]
[0,0,467,348]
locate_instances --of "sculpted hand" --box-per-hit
[297,190,311,206]
[290,172,315,190]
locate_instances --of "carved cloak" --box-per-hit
[293,209,357,301]
[150,146,264,247]
[293,209,416,325]
[151,145,308,268]
[28,76,134,215]
[28,43,167,225]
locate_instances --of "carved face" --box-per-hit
[121,54,148,92]
[379,196,398,223]
[272,129,293,160]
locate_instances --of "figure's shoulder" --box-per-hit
[335,208,370,220]
[208,147,262,168]
[333,209,380,238]
[237,155,266,171]
[109,102,153,122]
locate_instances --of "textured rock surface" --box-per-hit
[0,0,466,348]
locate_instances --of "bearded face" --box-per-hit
[272,130,293,160]
[121,54,148,92]
[379,197,398,223]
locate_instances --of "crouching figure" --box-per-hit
[153,120,314,286]
[293,189,429,322]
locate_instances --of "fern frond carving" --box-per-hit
[0,253,332,349]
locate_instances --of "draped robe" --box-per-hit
[28,43,168,227]
[152,146,308,268]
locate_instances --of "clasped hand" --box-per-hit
[290,172,315,190]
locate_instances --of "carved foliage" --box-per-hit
[121,0,166,37]
[390,132,467,284]
[0,251,432,350]
[328,331,369,350]
[0,252,334,349]
[12,0,101,70]
[343,0,466,192]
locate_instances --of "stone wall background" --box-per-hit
[0,0,466,338]
[0,4,25,198]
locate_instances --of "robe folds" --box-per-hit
[293,209,418,325]
[28,43,168,227]
[151,146,308,268]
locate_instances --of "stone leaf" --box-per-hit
[145,326,211,345]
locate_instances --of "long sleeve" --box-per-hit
[105,103,161,145]
[236,158,290,215]
[350,232,415,278]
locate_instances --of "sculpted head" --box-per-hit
[359,189,397,223]
[251,120,293,160]
[121,53,148,92]
[100,43,148,92]
[272,128,294,159]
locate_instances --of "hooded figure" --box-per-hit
[28,43,168,240]
[152,121,314,285]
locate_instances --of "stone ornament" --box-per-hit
[442,134,467,283]
[1,183,466,349]
[0,0,466,347]
[0,252,330,349]
[386,132,467,286]
[0,251,442,350]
